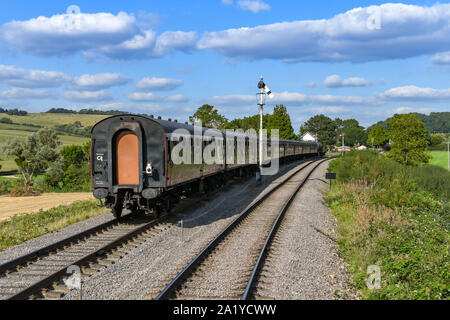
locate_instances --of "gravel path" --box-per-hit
[62,161,310,300]
[253,160,357,300]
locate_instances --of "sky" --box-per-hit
[0,0,449,131]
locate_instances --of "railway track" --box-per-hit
[155,157,328,300]
[0,214,174,300]
[0,157,327,300]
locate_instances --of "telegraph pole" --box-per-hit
[339,133,345,155]
[256,76,273,182]
[446,141,450,172]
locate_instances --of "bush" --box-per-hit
[10,177,40,197]
[0,179,14,195]
[0,117,13,124]
[327,151,449,299]
[41,142,92,193]
[329,150,450,200]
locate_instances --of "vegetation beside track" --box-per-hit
[0,200,107,250]
[430,151,448,170]
[327,151,449,300]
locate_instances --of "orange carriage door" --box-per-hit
[115,131,140,185]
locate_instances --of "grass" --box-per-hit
[0,200,108,250]
[327,150,449,300]
[1,113,108,127]
[430,151,448,170]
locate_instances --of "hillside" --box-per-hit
[1,113,108,127]
[0,113,98,172]
[368,112,450,133]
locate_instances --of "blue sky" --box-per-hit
[0,0,449,130]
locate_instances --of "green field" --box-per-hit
[430,151,448,170]
[1,113,108,127]
[0,113,95,172]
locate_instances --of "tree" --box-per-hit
[429,134,445,148]
[3,128,61,192]
[302,114,337,148]
[45,141,91,190]
[387,114,430,165]
[367,124,389,147]
[189,104,228,129]
[267,105,296,139]
[227,114,271,132]
[337,118,366,147]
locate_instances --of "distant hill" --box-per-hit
[46,108,128,115]
[368,112,450,133]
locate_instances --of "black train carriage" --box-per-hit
[91,114,320,218]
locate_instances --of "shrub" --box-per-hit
[327,151,449,299]
[0,179,14,195]
[0,117,13,124]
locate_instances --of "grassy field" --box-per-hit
[430,151,448,170]
[0,200,107,250]
[1,113,108,127]
[327,151,449,300]
[0,113,94,172]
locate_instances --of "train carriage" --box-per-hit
[91,114,322,218]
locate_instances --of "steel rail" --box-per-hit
[7,217,159,300]
[242,157,329,300]
[0,218,124,275]
[155,157,323,300]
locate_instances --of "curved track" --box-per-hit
[0,215,173,300]
[155,157,328,300]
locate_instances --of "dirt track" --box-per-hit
[0,193,94,222]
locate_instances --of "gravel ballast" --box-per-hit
[62,161,311,300]
[253,160,357,299]
[1,159,355,300]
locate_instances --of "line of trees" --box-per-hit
[189,105,437,167]
[189,104,296,139]
[0,108,28,116]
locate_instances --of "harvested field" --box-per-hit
[0,193,94,221]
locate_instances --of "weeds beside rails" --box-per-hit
[327,150,449,300]
[0,200,108,250]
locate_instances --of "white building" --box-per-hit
[300,132,316,142]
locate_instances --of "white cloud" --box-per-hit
[306,81,317,88]
[63,90,113,102]
[324,75,368,88]
[222,0,233,5]
[431,51,450,65]
[0,11,197,59]
[203,91,380,107]
[70,73,130,91]
[0,64,70,88]
[0,12,137,56]
[388,106,436,114]
[136,77,183,91]
[237,0,270,13]
[166,94,189,103]
[128,91,189,103]
[306,106,350,114]
[128,92,162,102]
[0,87,56,99]
[380,85,450,101]
[93,30,197,59]
[198,3,450,63]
